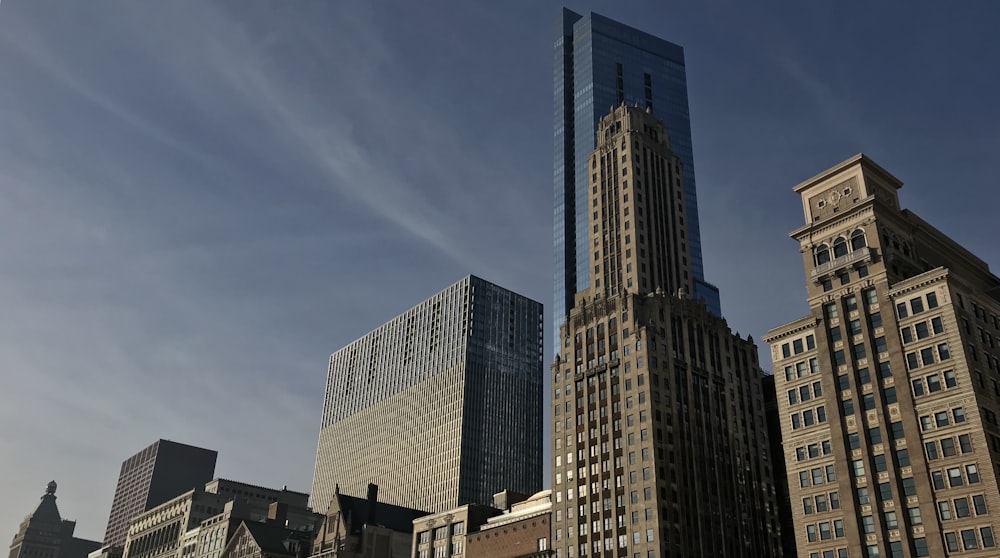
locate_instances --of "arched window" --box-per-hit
[815,244,830,265]
[851,229,867,251]
[833,237,848,258]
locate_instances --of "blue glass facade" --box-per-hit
[553,9,720,346]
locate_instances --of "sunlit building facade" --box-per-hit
[766,154,1000,557]
[311,275,544,516]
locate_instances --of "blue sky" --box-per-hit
[2,0,999,539]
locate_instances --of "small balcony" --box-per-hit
[811,246,872,281]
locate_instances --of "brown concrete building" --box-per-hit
[104,440,218,548]
[765,154,1000,557]
[466,490,551,558]
[411,503,499,558]
[219,522,311,558]
[311,484,426,558]
[549,104,781,557]
[8,482,101,558]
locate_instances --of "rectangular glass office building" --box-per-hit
[311,275,544,516]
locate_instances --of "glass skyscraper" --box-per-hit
[554,8,720,345]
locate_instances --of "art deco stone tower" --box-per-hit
[549,105,781,558]
[766,154,1000,557]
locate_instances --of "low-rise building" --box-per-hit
[466,490,552,558]
[311,484,427,558]
[123,480,318,558]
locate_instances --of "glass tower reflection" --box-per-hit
[553,8,720,348]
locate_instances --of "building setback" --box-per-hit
[311,275,544,516]
[104,440,218,548]
[765,154,1000,557]
[553,9,719,347]
[549,105,781,557]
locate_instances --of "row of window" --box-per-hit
[806,550,848,558]
[925,433,974,460]
[911,369,958,396]
[837,363,892,391]
[795,440,832,462]
[781,334,816,358]
[802,491,841,515]
[788,381,823,405]
[900,316,944,343]
[813,230,866,265]
[895,292,939,319]
[918,407,966,432]
[938,494,989,520]
[943,527,996,552]
[904,343,951,370]
[784,358,820,381]
[791,406,828,430]
[847,423,905,450]
[805,519,846,542]
[931,464,981,489]
[798,465,836,488]
[842,387,897,416]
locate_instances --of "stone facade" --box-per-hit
[549,105,782,558]
[766,154,1000,557]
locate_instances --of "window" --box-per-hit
[869,426,883,444]
[896,303,908,319]
[939,343,951,360]
[803,497,814,515]
[861,515,874,534]
[960,434,973,453]
[879,481,892,500]
[842,399,854,416]
[955,497,971,518]
[852,459,866,477]
[849,433,860,450]
[941,437,959,457]
[915,322,929,339]
[962,529,979,550]
[932,471,945,490]
[884,511,898,529]
[851,229,866,250]
[944,370,957,388]
[830,491,841,510]
[938,501,952,520]
[908,507,923,526]
[925,441,938,461]
[935,411,950,427]
[927,374,942,392]
[982,527,995,548]
[838,374,850,391]
[834,238,848,257]
[948,467,964,487]
[946,532,960,552]
[901,327,914,343]
[927,292,938,308]
[967,464,980,483]
[910,297,925,314]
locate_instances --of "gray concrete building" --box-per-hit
[549,104,781,557]
[104,440,218,548]
[311,275,544,515]
[766,154,1000,557]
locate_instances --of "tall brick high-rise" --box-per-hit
[766,154,1000,557]
[103,440,217,547]
[549,104,781,557]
